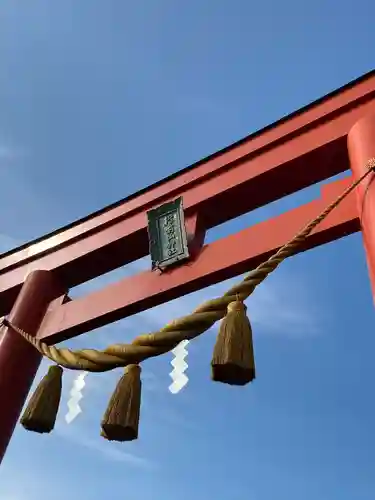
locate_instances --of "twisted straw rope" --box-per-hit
[3,159,375,372]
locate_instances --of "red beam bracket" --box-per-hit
[1,72,375,317]
[37,176,359,344]
[185,212,206,258]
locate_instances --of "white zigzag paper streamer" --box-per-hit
[169,339,189,394]
[65,371,88,424]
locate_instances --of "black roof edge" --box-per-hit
[2,68,374,258]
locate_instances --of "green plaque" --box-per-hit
[147,197,190,270]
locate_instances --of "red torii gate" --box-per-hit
[1,70,375,463]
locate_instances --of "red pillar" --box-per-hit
[348,114,375,301]
[0,270,65,464]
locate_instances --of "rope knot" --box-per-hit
[227,301,247,313]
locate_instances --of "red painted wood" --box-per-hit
[0,270,66,464]
[185,212,206,257]
[348,113,375,302]
[38,177,358,344]
[0,72,375,317]
[3,73,375,465]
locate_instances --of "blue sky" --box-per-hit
[1,1,375,499]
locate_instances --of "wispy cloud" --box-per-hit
[130,269,320,339]
[0,137,26,163]
[0,459,54,500]
[247,272,320,337]
[54,423,155,468]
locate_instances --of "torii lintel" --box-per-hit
[1,71,375,341]
[2,70,375,463]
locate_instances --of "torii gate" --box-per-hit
[1,70,375,464]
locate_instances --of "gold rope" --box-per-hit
[3,159,375,372]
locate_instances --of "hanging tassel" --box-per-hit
[101,364,142,442]
[211,300,256,386]
[20,364,63,433]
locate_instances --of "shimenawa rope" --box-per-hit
[2,159,374,373]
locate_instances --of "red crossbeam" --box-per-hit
[38,176,358,343]
[0,72,374,317]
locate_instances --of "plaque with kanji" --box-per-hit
[147,197,190,270]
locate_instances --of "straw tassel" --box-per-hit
[20,365,63,433]
[101,364,142,442]
[211,300,256,386]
